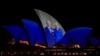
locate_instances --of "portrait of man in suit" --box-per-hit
[44,20,55,48]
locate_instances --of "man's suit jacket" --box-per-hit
[44,27,55,48]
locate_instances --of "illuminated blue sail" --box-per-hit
[3,25,28,42]
[35,9,65,48]
[58,27,92,47]
[21,19,47,46]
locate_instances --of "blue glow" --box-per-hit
[58,27,92,47]
[54,28,63,43]
[3,25,28,42]
[57,35,68,46]
[89,37,100,46]
[44,27,55,48]
[22,19,47,46]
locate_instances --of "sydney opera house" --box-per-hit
[0,1,100,55]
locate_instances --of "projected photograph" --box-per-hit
[0,7,100,55]
[35,9,65,48]
[1,9,100,49]
[34,9,100,48]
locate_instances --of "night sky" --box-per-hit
[0,0,100,43]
